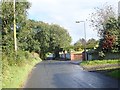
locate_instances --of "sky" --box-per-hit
[27,0,119,44]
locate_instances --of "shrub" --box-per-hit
[2,50,42,88]
[99,51,105,59]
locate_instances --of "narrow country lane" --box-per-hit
[24,61,119,88]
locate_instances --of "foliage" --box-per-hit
[90,4,115,37]
[86,38,98,49]
[102,33,116,51]
[74,38,98,51]
[1,0,71,88]
[1,0,72,60]
[1,1,40,53]
[1,0,30,35]
[90,4,120,53]
[1,1,42,88]
[74,41,82,51]
[1,0,33,52]
[18,21,40,52]
[81,59,120,79]
[98,51,105,59]
[34,23,72,59]
[49,24,72,50]
[107,69,120,79]
[99,17,120,52]
[81,59,120,66]
[2,51,41,88]
[34,22,50,59]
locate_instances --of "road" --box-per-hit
[24,60,119,88]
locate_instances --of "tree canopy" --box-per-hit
[89,4,120,53]
[73,38,98,51]
[1,0,72,60]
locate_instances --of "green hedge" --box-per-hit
[2,50,42,88]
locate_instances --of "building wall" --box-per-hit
[71,53,82,60]
[60,53,71,60]
[91,52,120,60]
[104,52,120,59]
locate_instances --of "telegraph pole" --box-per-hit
[13,0,17,51]
[76,21,87,60]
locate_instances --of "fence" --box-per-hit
[89,52,120,60]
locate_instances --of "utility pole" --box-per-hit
[13,0,17,51]
[76,21,87,60]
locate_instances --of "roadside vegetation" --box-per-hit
[71,4,120,61]
[107,70,120,79]
[2,51,42,88]
[1,0,72,88]
[81,59,119,66]
[79,4,120,79]
[81,59,120,79]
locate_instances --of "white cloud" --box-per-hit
[28,0,119,44]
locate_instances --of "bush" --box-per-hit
[2,50,42,88]
[2,50,27,74]
[25,51,31,59]
[99,51,105,59]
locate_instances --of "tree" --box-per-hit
[49,24,72,52]
[74,38,98,51]
[90,4,120,52]
[1,1,72,60]
[49,24,71,59]
[74,41,82,51]
[90,4,115,37]
[103,17,119,52]
[35,22,50,59]
[1,0,31,52]
[74,38,86,51]
[18,20,40,52]
[86,38,98,49]
[34,23,72,59]
[118,17,120,50]
[1,0,30,35]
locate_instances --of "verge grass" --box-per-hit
[81,59,120,66]
[81,59,120,79]
[2,51,42,88]
[107,69,120,79]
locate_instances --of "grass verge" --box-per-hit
[106,69,120,79]
[81,59,120,66]
[81,59,120,79]
[2,52,42,88]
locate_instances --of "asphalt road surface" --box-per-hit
[24,60,119,88]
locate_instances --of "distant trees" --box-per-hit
[74,41,82,51]
[87,38,98,49]
[73,38,98,51]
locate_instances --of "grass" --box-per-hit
[2,52,42,88]
[0,38,1,89]
[81,59,120,79]
[2,59,41,88]
[107,69,120,79]
[81,59,120,66]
